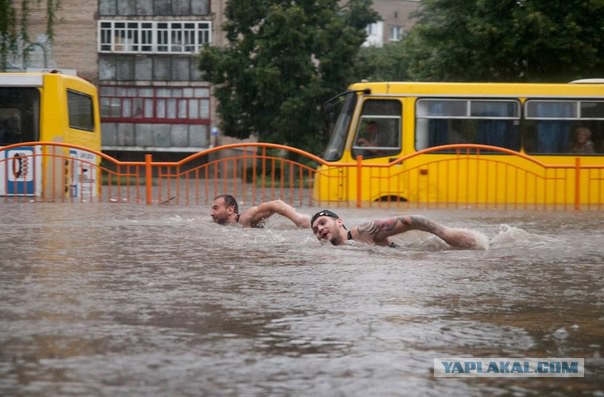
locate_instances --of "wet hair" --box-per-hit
[214,194,239,214]
[311,209,340,226]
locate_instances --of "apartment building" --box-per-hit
[13,0,418,160]
[365,0,420,47]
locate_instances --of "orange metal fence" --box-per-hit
[1,142,602,210]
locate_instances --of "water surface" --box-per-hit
[0,203,602,396]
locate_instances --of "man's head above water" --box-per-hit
[311,209,349,245]
[210,194,239,225]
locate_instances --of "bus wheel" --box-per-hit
[375,195,407,203]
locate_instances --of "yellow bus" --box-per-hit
[314,80,604,207]
[0,71,101,198]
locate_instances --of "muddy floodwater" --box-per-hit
[0,203,602,396]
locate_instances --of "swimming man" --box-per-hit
[211,194,310,228]
[310,209,483,249]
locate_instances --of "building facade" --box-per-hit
[13,0,418,159]
[365,0,420,47]
[96,0,221,159]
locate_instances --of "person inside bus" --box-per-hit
[568,126,595,154]
[310,209,485,250]
[355,120,390,157]
[0,116,21,144]
[0,118,7,143]
[210,194,310,228]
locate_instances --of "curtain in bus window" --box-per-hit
[475,102,518,150]
[427,102,448,147]
[535,102,572,153]
[478,120,507,147]
[428,120,448,146]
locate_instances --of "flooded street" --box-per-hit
[0,203,603,396]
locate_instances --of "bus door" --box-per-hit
[350,99,403,201]
[0,85,42,196]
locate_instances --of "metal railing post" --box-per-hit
[356,154,363,208]
[575,157,581,211]
[145,154,153,205]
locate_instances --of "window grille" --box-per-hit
[99,20,211,54]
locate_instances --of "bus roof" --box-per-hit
[0,73,44,87]
[347,81,604,98]
[0,72,92,89]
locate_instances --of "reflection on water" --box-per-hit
[0,203,603,396]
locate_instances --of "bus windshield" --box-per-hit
[0,88,40,145]
[322,91,357,161]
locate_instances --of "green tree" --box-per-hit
[402,0,604,82]
[199,0,378,153]
[0,0,61,71]
[354,40,410,82]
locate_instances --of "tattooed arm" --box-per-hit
[351,216,439,244]
[350,215,477,248]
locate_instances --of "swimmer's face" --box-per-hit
[210,197,233,225]
[312,215,343,245]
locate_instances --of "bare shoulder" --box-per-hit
[236,211,254,227]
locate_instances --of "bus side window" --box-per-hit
[352,99,402,159]
[526,101,574,154]
[569,101,604,154]
[417,99,468,150]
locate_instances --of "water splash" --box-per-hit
[489,224,562,249]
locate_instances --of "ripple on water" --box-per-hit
[0,204,602,396]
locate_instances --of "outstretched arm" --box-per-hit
[352,215,478,248]
[240,200,310,228]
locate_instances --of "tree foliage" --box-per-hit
[199,0,378,153]
[401,0,604,82]
[354,40,410,82]
[0,0,61,70]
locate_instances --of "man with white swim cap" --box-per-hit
[310,209,481,249]
[211,194,310,228]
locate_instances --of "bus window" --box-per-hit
[352,100,401,159]
[524,100,574,154]
[416,99,520,151]
[473,101,520,149]
[68,90,95,132]
[524,100,604,155]
[0,88,40,144]
[322,91,357,161]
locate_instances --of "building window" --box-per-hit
[366,23,378,36]
[99,20,211,54]
[100,86,211,124]
[390,26,404,41]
